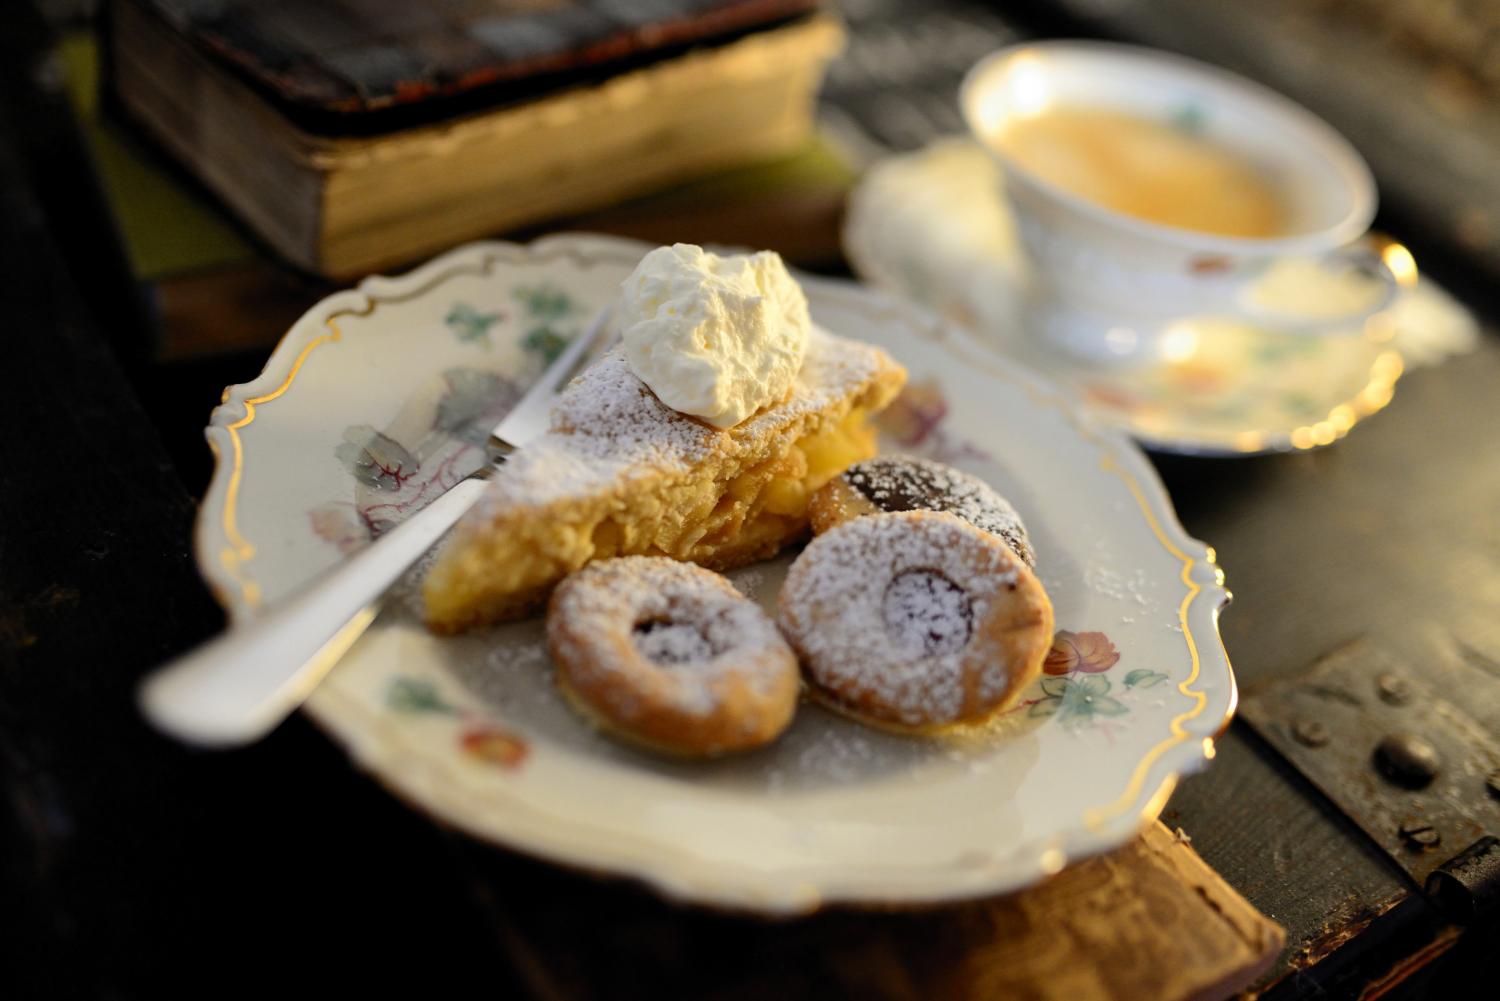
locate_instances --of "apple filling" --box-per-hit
[423,409,882,631]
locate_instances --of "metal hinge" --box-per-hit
[1241,642,1500,920]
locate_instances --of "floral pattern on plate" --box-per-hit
[315,359,1174,737]
[195,235,1234,913]
[309,298,568,554]
[387,677,529,770]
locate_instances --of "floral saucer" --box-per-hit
[197,234,1234,912]
[844,140,1479,456]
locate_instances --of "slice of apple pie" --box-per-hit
[422,330,905,632]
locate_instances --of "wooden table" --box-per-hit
[4,9,1500,1000]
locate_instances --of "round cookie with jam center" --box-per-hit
[809,455,1036,568]
[778,510,1053,732]
[547,556,799,756]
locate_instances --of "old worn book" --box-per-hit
[107,0,841,277]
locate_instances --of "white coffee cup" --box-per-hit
[960,41,1397,363]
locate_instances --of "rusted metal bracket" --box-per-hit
[1241,643,1500,920]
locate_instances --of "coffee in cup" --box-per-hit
[961,42,1396,364]
[992,107,1285,240]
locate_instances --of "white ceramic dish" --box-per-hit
[843,139,1424,457]
[196,234,1235,913]
[959,40,1392,364]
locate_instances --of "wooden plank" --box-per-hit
[467,822,1282,1001]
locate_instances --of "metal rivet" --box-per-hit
[1374,733,1442,788]
[1399,821,1442,850]
[1292,718,1330,747]
[1377,673,1413,705]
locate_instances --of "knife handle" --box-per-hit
[138,474,490,747]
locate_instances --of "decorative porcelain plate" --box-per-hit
[197,234,1234,913]
[842,140,1483,456]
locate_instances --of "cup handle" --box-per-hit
[1232,240,1402,334]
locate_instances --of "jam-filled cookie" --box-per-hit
[778,511,1053,732]
[547,557,799,756]
[809,456,1036,568]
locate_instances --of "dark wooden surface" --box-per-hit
[7,4,1500,999]
[1160,329,1500,993]
[464,822,1285,1001]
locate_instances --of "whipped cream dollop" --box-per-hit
[618,244,811,429]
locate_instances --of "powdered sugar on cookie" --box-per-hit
[779,511,1049,731]
[842,456,1035,568]
[546,557,798,755]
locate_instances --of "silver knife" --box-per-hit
[140,307,615,747]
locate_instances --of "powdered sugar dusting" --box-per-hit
[729,566,767,600]
[882,570,973,657]
[780,511,1022,728]
[473,328,886,514]
[1085,563,1153,607]
[843,456,1035,568]
[634,620,716,666]
[393,544,447,619]
[550,557,792,720]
